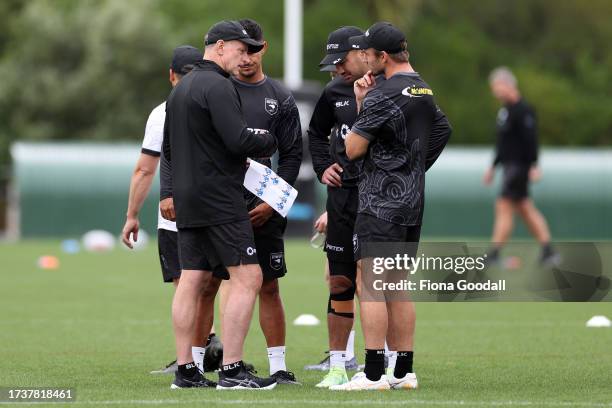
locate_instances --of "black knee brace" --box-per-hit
[327,261,356,318]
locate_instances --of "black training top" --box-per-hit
[308,76,364,188]
[231,76,303,211]
[493,98,538,167]
[351,72,452,226]
[162,60,277,228]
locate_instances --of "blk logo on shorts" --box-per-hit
[265,98,278,115]
[270,252,284,271]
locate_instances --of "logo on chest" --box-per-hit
[335,100,350,108]
[265,98,278,115]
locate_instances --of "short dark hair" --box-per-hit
[239,18,264,42]
[174,64,195,79]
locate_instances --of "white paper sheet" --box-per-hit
[243,159,298,218]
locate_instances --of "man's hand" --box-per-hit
[322,163,343,187]
[160,197,176,221]
[483,167,495,186]
[249,202,274,228]
[354,70,376,108]
[121,216,139,249]
[529,166,542,182]
[314,211,328,234]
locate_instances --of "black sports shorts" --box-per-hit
[158,228,181,283]
[177,219,258,279]
[500,164,529,201]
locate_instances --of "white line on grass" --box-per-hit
[1,399,611,407]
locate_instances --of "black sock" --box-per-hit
[394,351,414,378]
[542,243,554,258]
[178,362,197,378]
[488,247,500,260]
[221,360,243,377]
[364,349,385,381]
[205,333,216,347]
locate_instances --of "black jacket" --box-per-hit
[161,60,277,228]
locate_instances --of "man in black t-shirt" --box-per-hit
[163,20,278,390]
[334,22,451,391]
[483,67,557,265]
[218,18,302,385]
[307,26,371,388]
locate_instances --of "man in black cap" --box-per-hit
[121,45,223,376]
[307,26,371,388]
[162,20,278,390]
[331,22,452,391]
[212,18,303,385]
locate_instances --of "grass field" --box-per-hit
[1,239,611,407]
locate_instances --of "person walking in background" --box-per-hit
[483,67,558,266]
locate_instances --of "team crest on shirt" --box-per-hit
[265,98,278,115]
[270,252,284,270]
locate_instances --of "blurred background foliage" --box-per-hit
[0,0,611,169]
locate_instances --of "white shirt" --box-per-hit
[141,102,177,232]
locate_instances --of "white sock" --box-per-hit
[345,330,355,361]
[329,350,346,370]
[192,346,205,372]
[267,346,286,375]
[384,341,390,354]
[387,350,398,374]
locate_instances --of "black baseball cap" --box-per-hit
[348,22,406,53]
[204,20,264,53]
[170,45,202,75]
[319,26,364,69]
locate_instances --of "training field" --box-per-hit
[1,239,611,408]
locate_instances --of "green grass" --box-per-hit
[1,239,611,407]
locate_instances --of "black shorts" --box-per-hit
[177,219,259,278]
[325,186,359,263]
[213,213,288,281]
[501,164,529,201]
[158,228,181,283]
[354,213,422,260]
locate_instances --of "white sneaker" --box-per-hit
[329,372,390,391]
[388,372,418,390]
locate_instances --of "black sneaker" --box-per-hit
[150,359,178,375]
[271,370,301,385]
[217,365,277,390]
[170,370,217,389]
[204,336,223,372]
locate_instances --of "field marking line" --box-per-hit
[1,398,611,407]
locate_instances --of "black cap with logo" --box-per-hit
[348,22,406,53]
[319,26,364,69]
[204,20,264,53]
[170,45,202,75]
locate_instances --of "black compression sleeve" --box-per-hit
[273,95,303,186]
[425,106,452,171]
[307,90,335,181]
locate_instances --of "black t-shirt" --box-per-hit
[162,60,277,228]
[493,98,538,167]
[352,72,452,226]
[231,76,303,210]
[307,76,364,188]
